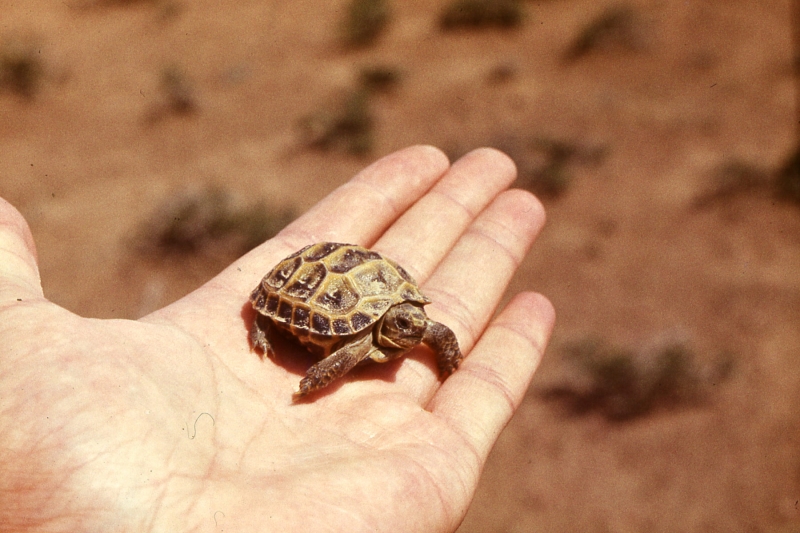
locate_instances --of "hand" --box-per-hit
[0,146,554,532]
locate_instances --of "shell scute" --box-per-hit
[266,256,302,290]
[252,287,267,310]
[350,311,373,331]
[292,305,310,329]
[311,313,331,335]
[352,262,402,298]
[277,299,294,323]
[332,318,351,335]
[328,247,382,273]
[282,261,327,301]
[357,297,393,319]
[304,242,344,261]
[391,261,414,283]
[313,275,360,314]
[265,293,280,314]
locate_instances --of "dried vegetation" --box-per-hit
[539,335,734,420]
[137,185,295,258]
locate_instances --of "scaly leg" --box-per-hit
[250,314,275,357]
[423,321,463,378]
[294,332,375,400]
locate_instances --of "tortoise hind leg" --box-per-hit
[423,321,463,378]
[251,314,275,357]
[294,332,374,400]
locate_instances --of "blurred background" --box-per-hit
[1,0,798,530]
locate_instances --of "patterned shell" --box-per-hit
[250,242,430,350]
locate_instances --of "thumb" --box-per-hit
[0,197,43,302]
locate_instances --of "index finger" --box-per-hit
[148,146,450,326]
[238,145,450,290]
[429,291,555,460]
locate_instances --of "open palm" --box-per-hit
[0,146,554,532]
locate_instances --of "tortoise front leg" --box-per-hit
[423,321,463,378]
[294,332,374,400]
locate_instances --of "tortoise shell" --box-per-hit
[250,242,430,355]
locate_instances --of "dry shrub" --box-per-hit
[146,65,198,122]
[540,335,732,420]
[439,0,523,30]
[776,146,800,204]
[138,185,295,258]
[565,4,643,61]
[692,159,769,208]
[0,36,44,98]
[358,64,402,93]
[299,89,374,155]
[494,136,607,198]
[342,0,390,47]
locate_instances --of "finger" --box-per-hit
[0,197,43,303]
[173,145,451,306]
[274,145,451,253]
[430,292,555,459]
[423,188,546,350]
[384,188,547,400]
[374,147,518,282]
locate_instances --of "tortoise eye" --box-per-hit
[395,317,410,330]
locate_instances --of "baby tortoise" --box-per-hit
[249,242,463,399]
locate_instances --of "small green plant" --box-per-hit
[0,36,44,98]
[439,0,523,30]
[139,185,295,257]
[299,89,374,155]
[540,335,724,420]
[342,0,390,47]
[565,4,641,61]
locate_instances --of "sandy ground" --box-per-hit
[1,0,799,530]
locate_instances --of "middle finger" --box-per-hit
[373,148,518,283]
[365,187,547,403]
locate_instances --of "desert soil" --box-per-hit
[1,0,798,531]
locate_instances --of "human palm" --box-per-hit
[0,146,554,532]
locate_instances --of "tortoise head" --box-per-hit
[376,302,428,350]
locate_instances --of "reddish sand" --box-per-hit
[1,0,798,530]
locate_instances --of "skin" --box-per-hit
[0,146,554,532]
